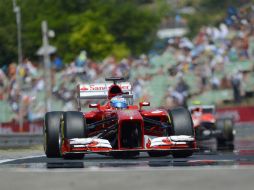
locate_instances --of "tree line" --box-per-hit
[0,0,166,65]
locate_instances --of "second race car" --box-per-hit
[189,104,234,151]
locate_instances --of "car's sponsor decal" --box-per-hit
[80,83,131,92]
[151,110,163,114]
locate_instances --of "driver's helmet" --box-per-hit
[110,95,127,109]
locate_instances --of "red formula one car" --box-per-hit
[189,104,234,151]
[44,77,197,159]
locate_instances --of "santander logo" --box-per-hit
[80,86,89,91]
[89,85,108,91]
[80,84,130,91]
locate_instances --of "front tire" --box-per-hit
[169,107,194,158]
[169,107,194,136]
[62,111,86,159]
[44,111,63,158]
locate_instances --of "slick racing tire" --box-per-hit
[169,107,194,136]
[216,118,234,150]
[62,111,86,159]
[44,111,63,158]
[169,107,194,158]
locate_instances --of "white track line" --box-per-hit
[0,159,15,164]
[0,155,45,164]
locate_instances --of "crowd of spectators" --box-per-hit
[0,50,153,122]
[164,5,254,107]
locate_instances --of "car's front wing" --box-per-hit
[61,135,197,155]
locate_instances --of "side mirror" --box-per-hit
[89,103,100,109]
[139,102,150,109]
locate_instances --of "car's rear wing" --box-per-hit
[77,82,133,100]
[188,105,215,114]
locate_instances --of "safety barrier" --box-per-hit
[0,120,43,134]
[0,120,43,147]
[0,134,43,147]
[217,106,254,123]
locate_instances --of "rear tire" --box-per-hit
[169,107,194,158]
[62,111,86,159]
[44,111,63,158]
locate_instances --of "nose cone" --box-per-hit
[116,110,143,121]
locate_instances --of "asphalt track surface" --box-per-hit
[0,124,254,190]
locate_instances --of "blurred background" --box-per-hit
[0,0,254,144]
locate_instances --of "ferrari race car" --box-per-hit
[189,104,234,151]
[44,77,197,159]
